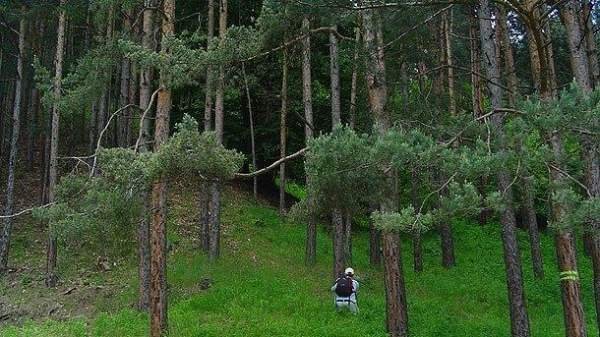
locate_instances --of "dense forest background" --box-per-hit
[0,0,599,337]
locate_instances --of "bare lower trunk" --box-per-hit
[241,63,257,199]
[550,130,587,337]
[591,235,600,337]
[208,181,221,261]
[523,175,544,279]
[382,231,408,337]
[46,1,66,288]
[332,208,345,279]
[370,223,381,266]
[343,211,352,265]
[139,3,156,152]
[584,136,600,335]
[411,170,423,272]
[440,222,455,268]
[138,192,151,310]
[443,9,456,116]
[469,9,483,118]
[199,182,210,251]
[279,48,288,215]
[0,13,25,272]
[302,16,316,266]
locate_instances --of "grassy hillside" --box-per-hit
[0,186,598,337]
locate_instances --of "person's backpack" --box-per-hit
[335,277,354,297]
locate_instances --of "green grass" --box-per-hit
[1,187,598,337]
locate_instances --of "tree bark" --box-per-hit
[279,48,288,215]
[204,0,215,131]
[478,1,531,336]
[46,0,67,288]
[139,1,156,152]
[302,16,317,266]
[349,27,360,129]
[118,9,133,148]
[362,7,407,336]
[580,0,600,88]
[584,136,600,336]
[469,7,484,118]
[382,231,408,337]
[136,0,157,311]
[370,217,381,266]
[496,7,518,106]
[0,12,26,272]
[560,0,592,93]
[330,26,341,128]
[523,175,544,279]
[208,0,227,261]
[344,211,352,266]
[443,9,456,116]
[332,208,345,279]
[411,170,423,273]
[149,0,175,335]
[241,63,257,199]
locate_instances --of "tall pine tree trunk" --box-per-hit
[208,0,227,261]
[584,136,600,336]
[330,26,341,128]
[580,0,600,88]
[349,27,360,129]
[118,9,132,148]
[302,16,317,266]
[478,1,531,336]
[149,1,174,335]
[0,12,26,272]
[443,9,456,116]
[560,0,592,93]
[496,7,518,106]
[137,0,157,311]
[241,63,257,199]
[332,208,345,278]
[279,48,288,215]
[523,175,544,279]
[362,7,408,337]
[46,0,67,288]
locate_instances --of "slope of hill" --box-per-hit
[0,185,597,337]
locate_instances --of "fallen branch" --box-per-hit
[236,147,308,178]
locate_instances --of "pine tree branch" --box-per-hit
[236,147,308,178]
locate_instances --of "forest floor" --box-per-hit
[0,182,599,336]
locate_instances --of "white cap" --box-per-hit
[345,267,354,276]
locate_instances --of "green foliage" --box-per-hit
[438,182,482,221]
[154,114,245,181]
[371,207,433,234]
[305,126,376,213]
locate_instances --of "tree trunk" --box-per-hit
[118,9,132,148]
[382,231,408,337]
[478,1,531,336]
[370,220,381,266]
[496,7,518,106]
[0,12,26,272]
[139,2,156,152]
[522,175,544,279]
[330,26,341,128]
[302,16,317,266]
[204,0,215,131]
[137,0,157,311]
[46,0,67,288]
[279,48,288,215]
[362,7,408,336]
[580,0,600,88]
[560,0,592,93]
[149,0,174,335]
[469,8,483,118]
[439,221,456,268]
[332,208,345,279]
[349,27,360,129]
[344,211,352,265]
[584,136,600,336]
[208,0,227,261]
[200,0,216,251]
[241,63,257,199]
[443,9,456,116]
[411,170,423,273]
